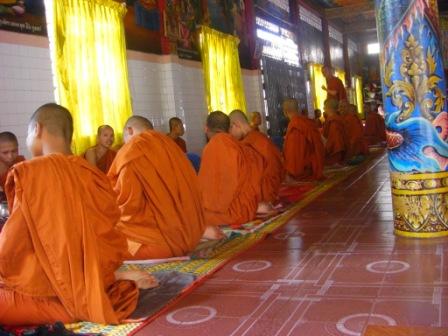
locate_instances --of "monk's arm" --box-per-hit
[114,165,145,224]
[85,148,97,166]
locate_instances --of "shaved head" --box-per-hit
[125,116,154,131]
[30,103,73,144]
[229,110,249,124]
[169,117,182,131]
[97,124,114,136]
[123,115,154,143]
[282,98,299,112]
[0,132,18,145]
[206,111,230,133]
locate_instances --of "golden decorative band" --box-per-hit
[391,171,448,238]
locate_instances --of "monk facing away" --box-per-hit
[108,116,219,260]
[84,125,117,173]
[168,117,187,153]
[229,110,284,204]
[323,98,346,166]
[0,132,25,191]
[364,103,387,146]
[0,103,158,326]
[342,104,368,162]
[282,99,325,181]
[198,111,271,228]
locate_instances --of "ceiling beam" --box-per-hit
[344,19,377,33]
[325,3,375,19]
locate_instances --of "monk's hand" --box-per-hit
[115,270,159,290]
[202,225,225,240]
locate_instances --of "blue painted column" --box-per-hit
[375,0,448,237]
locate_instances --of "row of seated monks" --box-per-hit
[0,98,386,325]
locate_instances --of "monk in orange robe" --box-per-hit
[323,98,346,165]
[250,111,262,131]
[84,125,117,173]
[322,65,347,102]
[0,103,158,325]
[343,104,369,162]
[108,116,218,260]
[168,117,187,153]
[199,111,271,228]
[364,104,387,146]
[283,99,325,181]
[229,110,284,204]
[0,132,25,191]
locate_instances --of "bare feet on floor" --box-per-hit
[202,225,225,240]
[115,270,159,290]
[256,202,275,216]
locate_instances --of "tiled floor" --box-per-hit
[136,155,448,336]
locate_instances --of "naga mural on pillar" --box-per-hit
[376,0,448,173]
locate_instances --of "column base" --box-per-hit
[391,171,448,238]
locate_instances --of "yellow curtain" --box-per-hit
[354,75,364,118]
[198,26,247,114]
[309,63,326,111]
[44,0,132,154]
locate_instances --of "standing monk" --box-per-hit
[168,117,187,153]
[323,99,346,165]
[364,103,387,146]
[0,132,25,191]
[84,125,117,173]
[108,116,215,261]
[0,103,158,325]
[321,66,347,103]
[229,110,284,204]
[283,99,325,181]
[199,111,271,228]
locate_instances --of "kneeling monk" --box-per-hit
[0,132,25,191]
[0,103,158,325]
[108,116,209,260]
[84,125,117,173]
[283,99,325,181]
[199,111,269,228]
[229,110,284,203]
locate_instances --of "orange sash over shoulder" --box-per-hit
[0,155,138,325]
[242,130,284,203]
[198,133,260,227]
[283,115,324,180]
[108,131,205,260]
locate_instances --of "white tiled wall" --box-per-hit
[0,36,264,156]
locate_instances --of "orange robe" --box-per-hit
[343,113,369,160]
[326,76,347,102]
[242,130,284,203]
[0,154,138,325]
[198,133,261,227]
[364,113,387,146]
[323,114,346,165]
[0,155,25,190]
[108,131,205,260]
[283,115,325,180]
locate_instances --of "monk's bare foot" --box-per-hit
[202,225,225,240]
[257,202,274,215]
[115,270,159,290]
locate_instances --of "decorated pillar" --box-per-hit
[375,0,448,237]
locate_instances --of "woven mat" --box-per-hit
[66,156,380,336]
